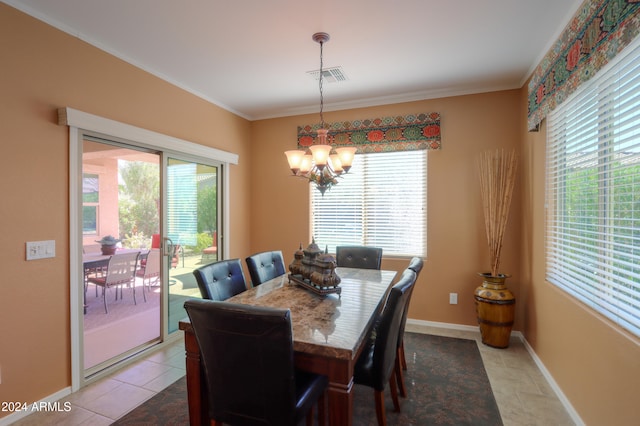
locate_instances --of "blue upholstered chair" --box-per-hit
[245,250,286,286]
[192,258,247,301]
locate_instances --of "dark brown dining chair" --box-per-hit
[87,251,141,313]
[192,258,247,301]
[184,298,328,426]
[245,250,286,286]
[396,257,423,397]
[336,246,383,270]
[354,268,416,426]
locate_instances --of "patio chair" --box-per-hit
[136,249,160,293]
[87,251,141,313]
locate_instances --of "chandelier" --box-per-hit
[285,32,356,195]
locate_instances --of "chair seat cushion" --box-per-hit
[294,370,328,423]
[87,277,106,286]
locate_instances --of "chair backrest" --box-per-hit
[151,233,161,249]
[370,269,416,389]
[105,252,140,286]
[398,257,424,341]
[142,249,161,277]
[396,268,419,349]
[407,256,424,277]
[335,246,383,270]
[184,299,299,425]
[192,258,247,301]
[245,250,286,286]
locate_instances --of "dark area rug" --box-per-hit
[113,333,502,425]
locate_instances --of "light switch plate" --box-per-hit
[26,240,55,260]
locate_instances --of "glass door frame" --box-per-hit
[162,154,223,335]
[65,107,238,392]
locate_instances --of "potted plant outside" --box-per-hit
[474,149,518,348]
[96,235,121,255]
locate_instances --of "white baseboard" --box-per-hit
[406,318,483,333]
[0,386,71,426]
[520,338,585,426]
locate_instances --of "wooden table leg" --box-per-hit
[181,324,209,426]
[327,376,354,426]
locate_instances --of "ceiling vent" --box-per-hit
[307,66,348,83]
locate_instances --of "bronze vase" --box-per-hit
[474,273,515,348]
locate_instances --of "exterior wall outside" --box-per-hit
[81,158,120,245]
[519,85,640,425]
[0,4,251,414]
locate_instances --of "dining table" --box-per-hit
[178,266,398,426]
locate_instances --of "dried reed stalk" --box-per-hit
[477,149,518,276]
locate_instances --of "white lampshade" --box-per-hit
[309,144,332,169]
[329,154,343,173]
[284,150,306,174]
[300,154,313,173]
[335,147,357,172]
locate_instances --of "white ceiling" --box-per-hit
[5,0,583,121]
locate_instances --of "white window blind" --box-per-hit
[546,40,640,337]
[311,150,426,257]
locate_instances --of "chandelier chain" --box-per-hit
[319,39,325,129]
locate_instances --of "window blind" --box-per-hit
[546,40,640,337]
[311,150,426,257]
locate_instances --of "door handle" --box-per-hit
[163,237,174,258]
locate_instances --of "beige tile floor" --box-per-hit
[10,326,576,426]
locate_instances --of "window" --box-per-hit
[82,173,99,234]
[546,40,640,337]
[311,150,426,257]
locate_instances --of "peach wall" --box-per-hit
[519,86,640,425]
[249,90,523,328]
[4,3,638,424]
[0,4,251,413]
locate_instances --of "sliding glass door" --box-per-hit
[164,157,221,333]
[79,141,222,377]
[82,136,161,376]
[66,108,236,389]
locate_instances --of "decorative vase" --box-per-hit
[100,244,117,255]
[474,273,515,348]
[96,235,120,255]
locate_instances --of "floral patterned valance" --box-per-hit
[297,112,441,153]
[527,0,640,131]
